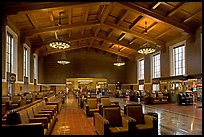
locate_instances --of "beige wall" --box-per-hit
[56,85,66,91]
[2,82,7,95]
[43,49,127,84]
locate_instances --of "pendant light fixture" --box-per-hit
[49,11,70,50]
[57,51,70,65]
[113,55,125,66]
[137,21,156,55]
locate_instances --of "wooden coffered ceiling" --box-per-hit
[2,2,202,60]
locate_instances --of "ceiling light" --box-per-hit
[137,42,156,55]
[113,56,125,66]
[57,52,70,65]
[49,11,70,50]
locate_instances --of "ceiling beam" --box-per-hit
[155,28,171,39]
[166,2,186,16]
[117,2,194,34]
[99,3,114,24]
[103,22,164,46]
[183,8,202,23]
[109,43,114,48]
[97,33,139,51]
[149,2,162,10]
[116,9,128,25]
[107,29,114,37]
[92,43,131,59]
[118,33,126,41]
[3,2,109,15]
[129,15,144,30]
[22,21,100,37]
[26,13,36,29]
[48,11,55,26]
[144,22,158,33]
[84,7,89,22]
[94,26,101,37]
[67,8,72,25]
[81,7,89,36]
[46,44,91,55]
[33,34,94,50]
[118,47,124,52]
[129,37,137,45]
[90,38,95,47]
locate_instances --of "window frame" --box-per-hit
[170,40,186,76]
[137,58,144,80]
[152,52,161,79]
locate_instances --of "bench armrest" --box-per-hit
[94,113,109,135]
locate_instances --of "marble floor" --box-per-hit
[51,92,202,135]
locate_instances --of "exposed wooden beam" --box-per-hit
[109,43,114,48]
[155,2,190,15]
[116,9,128,25]
[166,2,186,16]
[97,33,139,51]
[144,22,158,33]
[81,6,89,36]
[3,2,109,15]
[48,11,55,26]
[84,7,89,22]
[118,33,126,41]
[107,29,114,37]
[129,15,144,29]
[33,34,94,50]
[103,22,164,46]
[26,13,36,29]
[183,8,202,23]
[117,2,194,33]
[149,2,162,10]
[78,40,81,46]
[26,13,46,45]
[69,31,72,38]
[94,26,101,37]
[101,41,106,47]
[38,35,44,43]
[129,38,137,45]
[92,43,131,59]
[67,8,72,24]
[22,21,100,37]
[155,28,171,39]
[46,44,90,55]
[90,38,95,47]
[100,3,114,23]
[118,47,124,52]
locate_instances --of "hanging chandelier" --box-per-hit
[57,52,70,65]
[137,21,156,55]
[49,11,70,50]
[137,42,156,55]
[113,56,125,66]
[49,40,70,50]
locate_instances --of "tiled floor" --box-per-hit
[51,92,202,135]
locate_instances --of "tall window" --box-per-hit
[170,40,186,76]
[139,84,144,91]
[173,45,185,75]
[201,33,202,73]
[152,84,160,91]
[6,32,13,73]
[24,47,28,77]
[138,59,144,80]
[6,26,18,95]
[152,53,160,78]
[33,54,38,82]
[34,55,37,80]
